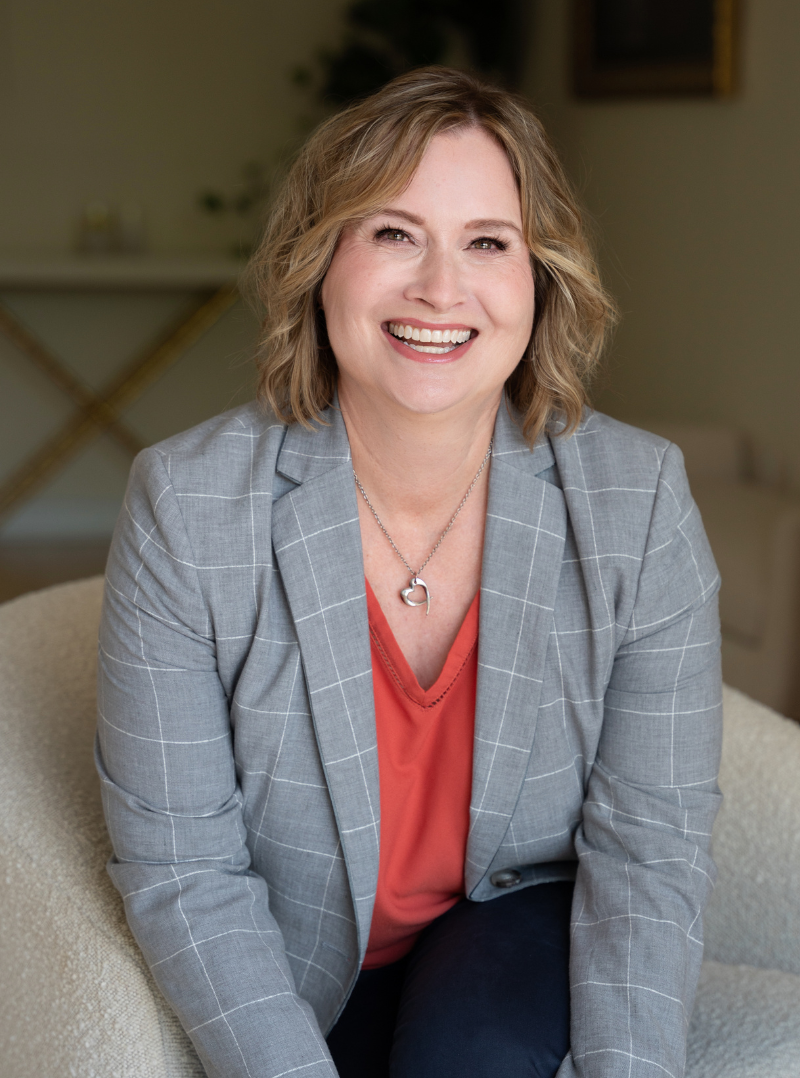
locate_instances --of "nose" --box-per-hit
[405,246,466,312]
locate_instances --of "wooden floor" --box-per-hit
[0,540,110,604]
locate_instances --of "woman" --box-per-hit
[97,68,722,1078]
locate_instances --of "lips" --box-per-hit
[387,321,475,355]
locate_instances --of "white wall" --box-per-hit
[0,0,348,540]
[0,0,346,255]
[522,0,800,491]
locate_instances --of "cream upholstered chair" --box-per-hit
[1,577,799,1077]
[0,577,204,1078]
[632,421,800,720]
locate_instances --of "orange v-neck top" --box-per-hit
[363,579,479,969]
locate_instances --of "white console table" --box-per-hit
[0,256,245,525]
[0,255,244,292]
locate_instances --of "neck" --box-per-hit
[339,380,500,520]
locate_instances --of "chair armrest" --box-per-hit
[0,577,203,1077]
[704,686,800,976]
[687,961,800,1078]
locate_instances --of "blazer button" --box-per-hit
[490,869,522,889]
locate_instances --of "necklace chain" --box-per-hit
[352,440,493,580]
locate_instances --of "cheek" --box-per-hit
[319,257,348,318]
[322,253,383,329]
[320,255,384,370]
[489,262,535,337]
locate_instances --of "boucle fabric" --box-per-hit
[686,962,800,1077]
[0,577,204,1077]
[1,577,799,1076]
[704,685,800,975]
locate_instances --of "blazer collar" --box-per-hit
[276,402,351,485]
[490,396,556,474]
[466,402,568,894]
[271,403,379,958]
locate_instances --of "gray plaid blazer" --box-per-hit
[97,399,722,1078]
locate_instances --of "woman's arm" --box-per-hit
[97,447,338,1078]
[561,443,723,1078]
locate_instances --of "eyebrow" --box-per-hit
[466,218,523,238]
[376,209,523,238]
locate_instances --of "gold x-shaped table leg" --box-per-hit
[0,285,239,523]
[0,300,146,458]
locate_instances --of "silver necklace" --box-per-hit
[353,440,492,616]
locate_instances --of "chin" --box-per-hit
[384,375,492,418]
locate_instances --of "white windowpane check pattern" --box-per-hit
[98,400,721,1078]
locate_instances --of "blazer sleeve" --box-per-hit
[96,447,338,1078]
[558,443,723,1078]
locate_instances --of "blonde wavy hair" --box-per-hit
[248,66,615,445]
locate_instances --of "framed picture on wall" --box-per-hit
[573,0,738,98]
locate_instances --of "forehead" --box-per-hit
[383,127,522,226]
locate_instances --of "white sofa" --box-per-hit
[632,422,800,720]
[1,577,799,1077]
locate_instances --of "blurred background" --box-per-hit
[1,0,798,716]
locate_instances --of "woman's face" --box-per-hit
[320,126,535,420]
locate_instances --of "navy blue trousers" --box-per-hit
[326,881,573,1078]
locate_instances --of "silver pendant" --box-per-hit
[401,576,431,616]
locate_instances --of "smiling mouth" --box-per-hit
[387,322,475,355]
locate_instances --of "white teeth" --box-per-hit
[388,323,473,347]
[407,343,455,354]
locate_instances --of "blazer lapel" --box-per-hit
[466,405,567,894]
[271,408,379,953]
